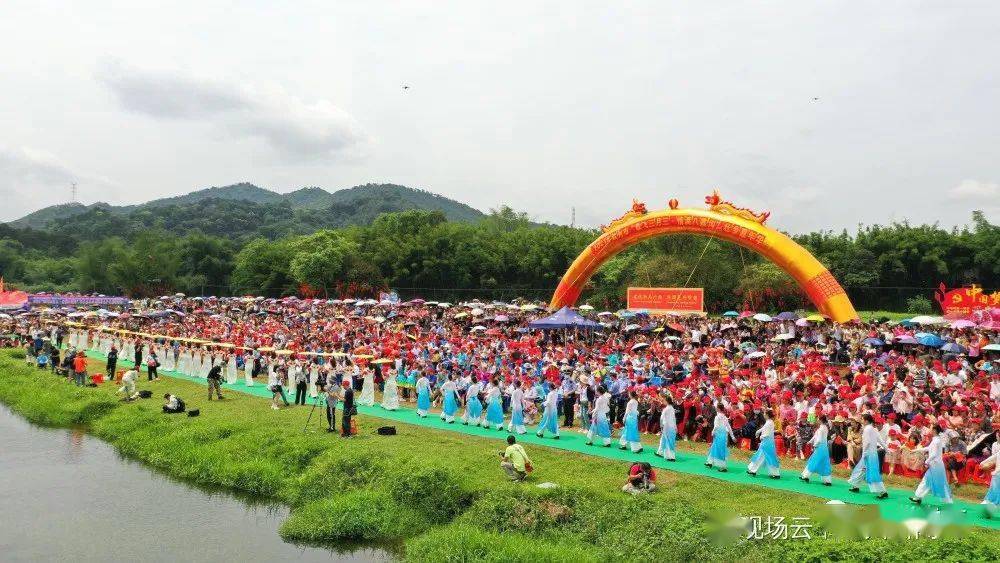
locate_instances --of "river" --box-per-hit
[0,405,392,562]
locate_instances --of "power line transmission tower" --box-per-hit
[571,206,576,228]
[71,182,78,203]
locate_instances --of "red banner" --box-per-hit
[934,283,1000,318]
[627,287,704,314]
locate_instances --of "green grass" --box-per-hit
[1,349,997,562]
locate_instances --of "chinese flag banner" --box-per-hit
[627,287,704,314]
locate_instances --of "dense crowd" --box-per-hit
[4,295,1000,493]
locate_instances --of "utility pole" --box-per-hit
[571,206,576,228]
[71,182,78,203]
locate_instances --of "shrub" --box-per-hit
[280,490,427,542]
[404,524,600,563]
[905,295,934,314]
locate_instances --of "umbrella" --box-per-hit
[666,322,685,333]
[739,341,757,351]
[371,358,394,364]
[950,319,976,329]
[805,314,826,322]
[438,302,452,308]
[752,313,773,322]
[470,325,486,332]
[470,308,484,316]
[794,318,810,327]
[917,334,945,347]
[578,304,594,311]
[722,311,738,317]
[862,337,885,347]
[914,332,936,339]
[598,311,615,317]
[774,311,799,321]
[910,315,945,325]
[894,335,919,345]
[771,333,795,341]
[940,342,967,354]
[494,315,510,322]
[982,344,1000,352]
[738,310,755,319]
[624,324,641,331]
[453,312,469,319]
[520,304,538,311]
[746,351,766,359]
[631,342,650,351]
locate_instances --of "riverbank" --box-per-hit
[1,349,997,562]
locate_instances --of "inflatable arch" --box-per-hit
[549,193,859,323]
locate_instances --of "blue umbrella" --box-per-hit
[917,334,945,347]
[775,311,799,321]
[862,337,885,347]
[722,311,739,317]
[940,342,967,354]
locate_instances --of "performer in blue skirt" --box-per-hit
[848,413,889,499]
[440,374,458,423]
[747,410,780,478]
[619,391,644,453]
[982,443,1000,516]
[415,373,431,417]
[536,386,560,439]
[800,414,833,485]
[586,385,612,446]
[483,378,505,430]
[508,380,527,434]
[705,405,736,472]
[462,379,483,425]
[656,395,677,461]
[910,425,953,505]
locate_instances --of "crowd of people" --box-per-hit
[3,294,999,507]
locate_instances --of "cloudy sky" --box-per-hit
[1,2,997,232]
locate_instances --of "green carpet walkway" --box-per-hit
[86,350,999,531]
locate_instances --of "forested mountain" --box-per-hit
[8,182,485,231]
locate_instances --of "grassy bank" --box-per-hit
[1,349,997,562]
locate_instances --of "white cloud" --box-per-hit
[0,146,118,222]
[950,179,999,199]
[95,59,372,162]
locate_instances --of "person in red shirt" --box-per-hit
[72,352,87,387]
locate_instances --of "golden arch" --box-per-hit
[549,200,859,323]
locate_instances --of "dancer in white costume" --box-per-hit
[358,367,376,407]
[909,425,953,505]
[243,353,255,387]
[226,353,238,384]
[747,410,781,478]
[462,379,483,425]
[847,413,889,499]
[381,368,400,410]
[656,395,677,460]
[586,386,613,446]
[507,380,527,434]
[308,362,319,398]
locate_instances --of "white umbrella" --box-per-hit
[506,304,520,311]
[631,342,650,351]
[578,304,594,311]
[471,308,485,316]
[494,314,510,322]
[746,351,766,359]
[752,313,773,322]
[624,323,641,331]
[771,333,795,341]
[438,302,452,308]
[664,335,682,341]
[520,304,538,311]
[470,325,487,332]
[598,311,615,317]
[910,315,946,325]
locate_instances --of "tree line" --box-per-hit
[0,207,996,313]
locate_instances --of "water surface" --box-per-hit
[0,405,391,562]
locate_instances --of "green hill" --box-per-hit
[7,182,487,241]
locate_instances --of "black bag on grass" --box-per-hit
[187,409,200,417]
[377,426,396,436]
[138,390,153,399]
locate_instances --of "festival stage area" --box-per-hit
[82,349,1000,531]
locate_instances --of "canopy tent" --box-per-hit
[528,306,601,330]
